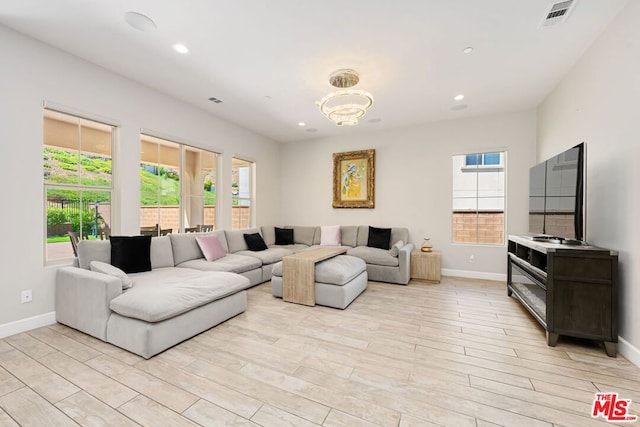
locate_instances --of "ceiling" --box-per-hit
[0,0,629,143]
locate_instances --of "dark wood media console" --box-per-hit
[507,235,618,357]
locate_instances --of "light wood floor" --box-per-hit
[1,277,640,426]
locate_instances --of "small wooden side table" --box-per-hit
[410,250,441,283]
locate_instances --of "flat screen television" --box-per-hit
[528,142,585,244]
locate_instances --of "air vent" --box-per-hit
[208,97,223,104]
[540,0,576,27]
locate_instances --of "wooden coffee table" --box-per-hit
[282,247,347,306]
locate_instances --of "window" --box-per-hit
[231,158,253,230]
[452,151,505,245]
[44,110,114,262]
[140,135,218,233]
[465,152,502,166]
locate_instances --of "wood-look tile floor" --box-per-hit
[1,278,640,426]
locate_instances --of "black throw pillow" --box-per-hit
[110,235,152,273]
[275,227,294,245]
[367,226,392,250]
[244,233,268,251]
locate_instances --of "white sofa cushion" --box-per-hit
[225,228,261,253]
[236,247,293,264]
[110,268,248,322]
[177,254,261,273]
[151,236,175,268]
[90,261,133,290]
[78,240,110,269]
[347,246,400,267]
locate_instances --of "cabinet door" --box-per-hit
[553,279,613,340]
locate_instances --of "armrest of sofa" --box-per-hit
[398,243,415,284]
[55,267,122,341]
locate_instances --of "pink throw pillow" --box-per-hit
[196,234,226,261]
[320,225,341,246]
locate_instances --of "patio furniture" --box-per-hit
[140,224,159,236]
[184,227,199,233]
[160,228,172,236]
[67,231,87,257]
[198,224,214,232]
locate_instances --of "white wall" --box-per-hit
[280,110,536,279]
[537,1,640,363]
[0,25,281,332]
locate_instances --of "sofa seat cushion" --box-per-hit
[268,244,309,254]
[347,246,400,267]
[178,254,261,274]
[272,255,366,286]
[110,268,248,322]
[236,247,293,265]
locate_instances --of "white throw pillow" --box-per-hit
[389,240,405,257]
[320,225,341,246]
[90,260,134,290]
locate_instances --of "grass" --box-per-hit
[46,235,101,244]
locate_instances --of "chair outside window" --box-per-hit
[159,228,172,236]
[198,224,214,232]
[140,224,159,236]
[184,227,199,233]
[68,231,83,257]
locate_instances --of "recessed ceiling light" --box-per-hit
[306,128,318,133]
[454,94,465,101]
[125,12,156,32]
[368,118,382,124]
[298,122,306,127]
[172,43,189,54]
[451,104,468,111]
[463,46,474,54]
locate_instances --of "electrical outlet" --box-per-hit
[21,290,32,303]
[469,255,476,263]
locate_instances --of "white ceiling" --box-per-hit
[0,0,629,143]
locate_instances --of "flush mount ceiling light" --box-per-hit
[172,43,189,54]
[316,69,373,126]
[124,12,156,32]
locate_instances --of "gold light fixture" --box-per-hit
[316,69,373,126]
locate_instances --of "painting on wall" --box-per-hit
[332,149,375,208]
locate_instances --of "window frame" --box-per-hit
[43,107,117,264]
[452,150,507,246]
[231,156,255,230]
[139,133,220,233]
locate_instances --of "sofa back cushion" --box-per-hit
[390,228,410,246]
[261,226,276,246]
[340,226,358,247]
[286,226,316,246]
[151,236,175,268]
[77,240,110,269]
[225,228,261,253]
[356,225,370,247]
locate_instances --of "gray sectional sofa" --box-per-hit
[55,225,413,359]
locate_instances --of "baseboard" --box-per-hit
[441,268,507,282]
[618,337,640,368]
[0,311,56,339]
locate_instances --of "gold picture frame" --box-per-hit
[333,149,375,208]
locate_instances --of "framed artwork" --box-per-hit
[333,149,375,208]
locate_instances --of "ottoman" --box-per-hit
[271,255,367,309]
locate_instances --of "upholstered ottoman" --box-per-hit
[271,255,367,309]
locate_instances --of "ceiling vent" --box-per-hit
[208,97,223,104]
[540,0,576,27]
